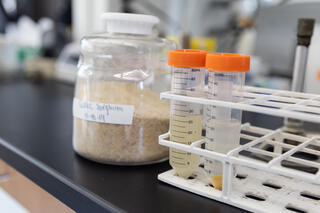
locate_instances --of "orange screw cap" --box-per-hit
[206,53,250,72]
[168,49,208,68]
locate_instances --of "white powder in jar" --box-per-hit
[73,80,169,165]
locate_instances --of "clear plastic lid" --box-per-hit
[101,12,159,35]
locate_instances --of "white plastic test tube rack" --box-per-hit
[158,86,320,213]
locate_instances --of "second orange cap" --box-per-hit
[168,49,208,68]
[206,53,250,72]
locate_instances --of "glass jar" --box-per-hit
[72,13,176,165]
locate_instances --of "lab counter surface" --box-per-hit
[0,78,293,213]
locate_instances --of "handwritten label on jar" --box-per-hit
[73,98,134,125]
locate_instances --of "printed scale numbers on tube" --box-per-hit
[170,67,203,178]
[204,53,250,190]
[204,72,242,190]
[168,49,207,178]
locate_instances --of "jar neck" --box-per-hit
[79,32,160,70]
[105,32,157,40]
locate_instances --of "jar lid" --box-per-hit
[168,49,208,68]
[101,13,159,35]
[206,53,250,72]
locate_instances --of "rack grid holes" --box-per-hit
[241,130,264,138]
[245,193,266,201]
[252,92,271,95]
[240,138,252,145]
[291,109,320,116]
[285,204,307,213]
[251,104,280,109]
[269,99,296,105]
[235,174,247,180]
[305,144,320,151]
[240,150,272,163]
[243,96,255,100]
[292,151,318,161]
[306,104,320,108]
[188,175,197,180]
[281,160,319,174]
[279,95,308,100]
[300,191,320,201]
[262,182,282,190]
[206,183,214,188]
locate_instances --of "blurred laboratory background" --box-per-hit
[1,1,320,212]
[0,0,319,91]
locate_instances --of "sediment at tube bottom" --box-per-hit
[211,175,223,190]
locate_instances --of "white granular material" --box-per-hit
[73,81,169,165]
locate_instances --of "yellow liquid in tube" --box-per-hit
[169,114,202,178]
